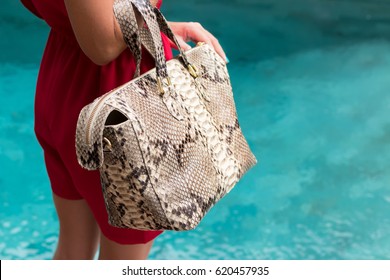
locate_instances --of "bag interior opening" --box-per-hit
[105,110,128,126]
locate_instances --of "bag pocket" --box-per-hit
[100,110,168,229]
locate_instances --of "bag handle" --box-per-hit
[128,0,169,80]
[114,0,164,78]
[113,0,143,78]
[114,0,199,87]
[152,7,193,73]
[134,9,196,77]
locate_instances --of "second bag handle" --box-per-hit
[114,0,168,80]
[114,0,198,84]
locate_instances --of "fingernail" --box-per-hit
[226,56,230,64]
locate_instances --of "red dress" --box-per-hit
[21,0,172,244]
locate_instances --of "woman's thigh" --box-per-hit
[52,194,100,259]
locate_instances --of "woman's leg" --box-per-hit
[98,234,154,260]
[52,193,100,259]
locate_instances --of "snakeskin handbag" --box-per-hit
[75,0,257,231]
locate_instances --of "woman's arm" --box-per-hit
[64,0,226,66]
[64,0,135,65]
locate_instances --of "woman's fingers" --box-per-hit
[202,28,227,62]
[186,22,213,46]
[185,22,227,61]
[169,21,228,62]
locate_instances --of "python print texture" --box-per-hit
[75,0,257,231]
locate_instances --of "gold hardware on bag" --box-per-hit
[187,64,198,78]
[196,42,205,47]
[103,137,112,152]
[157,76,172,95]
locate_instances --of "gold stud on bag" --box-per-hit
[75,0,257,231]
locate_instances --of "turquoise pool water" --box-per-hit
[1,0,390,259]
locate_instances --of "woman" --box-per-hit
[21,0,227,260]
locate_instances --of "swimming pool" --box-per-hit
[1,0,390,259]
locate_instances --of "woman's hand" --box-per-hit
[168,21,227,63]
[64,0,227,65]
